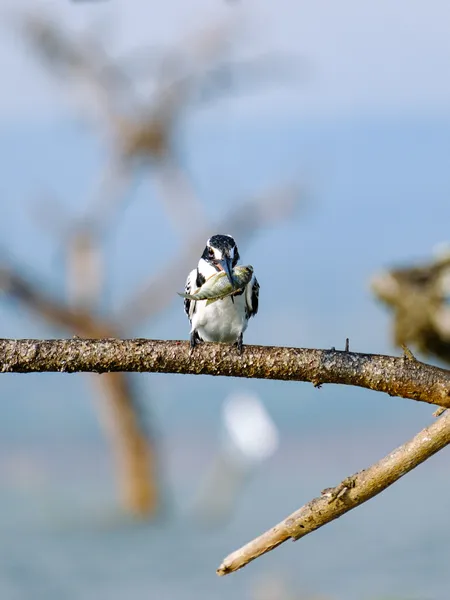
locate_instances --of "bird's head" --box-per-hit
[200,234,240,287]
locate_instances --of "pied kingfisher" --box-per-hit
[183,234,260,353]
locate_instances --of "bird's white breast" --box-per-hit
[191,292,249,343]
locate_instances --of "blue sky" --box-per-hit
[2,0,450,121]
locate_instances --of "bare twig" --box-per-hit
[401,344,416,361]
[217,409,450,575]
[433,406,447,417]
[1,338,450,409]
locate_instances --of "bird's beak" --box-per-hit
[218,256,236,288]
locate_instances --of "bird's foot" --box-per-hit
[190,331,200,353]
[235,333,244,355]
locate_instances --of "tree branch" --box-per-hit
[1,338,450,409]
[0,267,111,337]
[217,408,450,575]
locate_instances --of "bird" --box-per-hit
[183,234,259,353]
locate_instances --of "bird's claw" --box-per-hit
[190,331,198,353]
[236,333,244,355]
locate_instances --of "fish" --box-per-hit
[178,265,254,305]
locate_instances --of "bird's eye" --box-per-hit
[208,248,214,259]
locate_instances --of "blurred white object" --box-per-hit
[222,392,279,465]
[192,391,279,526]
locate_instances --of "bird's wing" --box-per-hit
[245,275,260,318]
[184,268,198,322]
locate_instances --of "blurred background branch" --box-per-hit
[371,245,450,365]
[0,9,302,520]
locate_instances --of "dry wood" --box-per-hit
[217,409,450,575]
[1,338,450,409]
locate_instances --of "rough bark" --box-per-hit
[1,338,450,409]
[217,408,450,575]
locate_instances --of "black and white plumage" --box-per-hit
[184,234,259,353]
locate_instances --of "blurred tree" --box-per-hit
[371,245,450,364]
[0,10,301,517]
